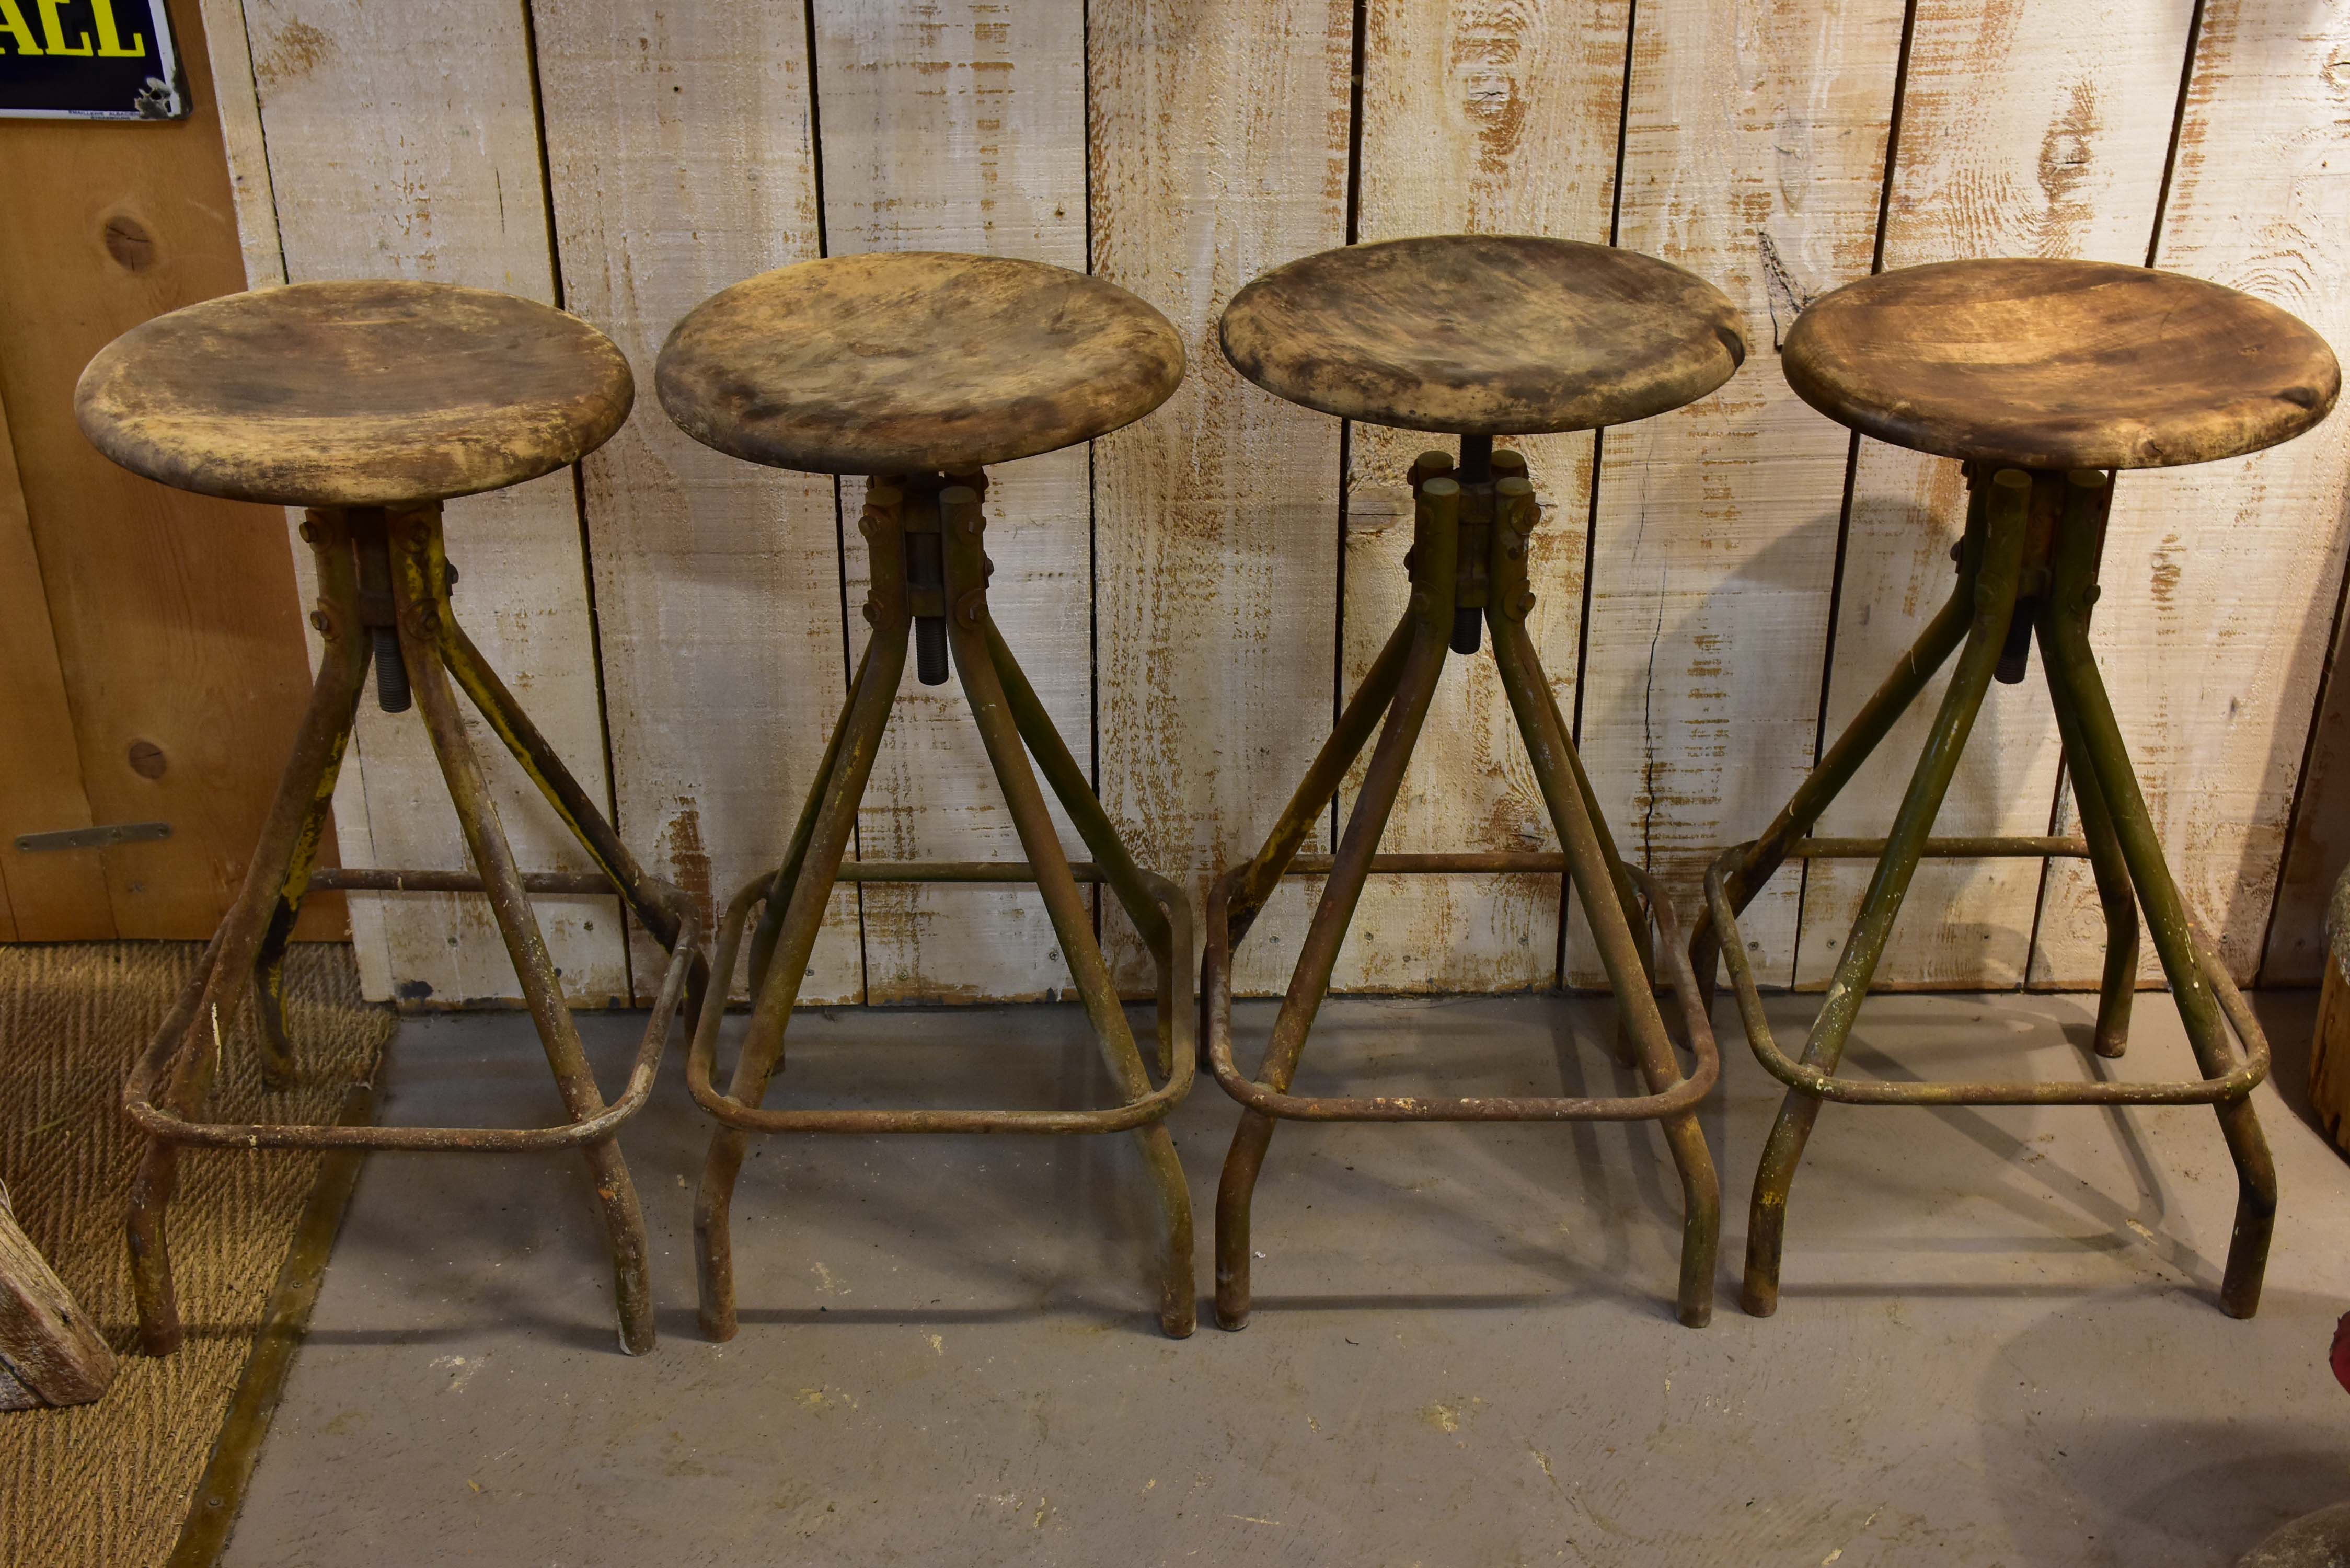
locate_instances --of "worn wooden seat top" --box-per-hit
[1218,235,1747,435]
[1784,258,2341,470]
[656,252,1186,475]
[76,280,634,508]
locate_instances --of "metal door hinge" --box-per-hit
[15,822,172,853]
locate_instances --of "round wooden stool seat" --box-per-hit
[656,252,1185,475]
[1217,235,1746,435]
[1783,258,2341,470]
[75,280,634,509]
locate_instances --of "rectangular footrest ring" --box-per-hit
[1205,854,1718,1121]
[1704,838,2269,1106]
[686,861,1194,1135]
[123,869,700,1150]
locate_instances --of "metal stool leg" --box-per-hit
[2036,510,2275,1318]
[1706,468,2272,1320]
[126,515,372,1354]
[248,511,375,1088]
[940,487,1195,1335]
[1741,471,2030,1317]
[126,503,700,1359]
[1215,481,1459,1329]
[694,489,910,1343]
[1488,496,1719,1324]
[1690,483,1990,1002]
[388,512,657,1354]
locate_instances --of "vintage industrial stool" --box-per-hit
[76,280,707,1357]
[656,251,1200,1340]
[1206,234,1745,1330]
[1696,257,2340,1319]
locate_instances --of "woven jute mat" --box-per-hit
[0,943,389,1567]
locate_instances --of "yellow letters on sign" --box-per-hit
[34,0,93,57]
[0,0,42,56]
[90,0,142,56]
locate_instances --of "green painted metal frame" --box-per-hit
[688,475,1198,1343]
[121,504,708,1357]
[1695,466,2276,1320]
[1205,446,1722,1331]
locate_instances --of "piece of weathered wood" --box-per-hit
[814,0,1101,1004]
[0,382,110,942]
[2309,873,2350,1154]
[1089,0,1356,997]
[2032,0,2350,988]
[1796,0,2195,991]
[2265,596,2350,984]
[1784,261,2337,472]
[0,1182,116,1410]
[1224,237,1742,437]
[239,0,629,1004]
[661,256,1182,475]
[0,1,331,945]
[1334,0,1629,994]
[531,0,859,1005]
[77,281,636,507]
[1573,0,1907,987]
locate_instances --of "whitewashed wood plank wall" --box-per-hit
[199,0,2350,1006]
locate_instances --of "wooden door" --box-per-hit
[0,0,338,941]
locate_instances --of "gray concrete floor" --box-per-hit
[223,985,2350,1566]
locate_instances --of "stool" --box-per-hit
[1206,234,1746,1329]
[1696,257,2341,1318]
[655,251,1200,1340]
[76,280,707,1356]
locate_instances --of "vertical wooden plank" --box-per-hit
[1089,0,1356,996]
[532,4,861,1005]
[1572,0,1907,987]
[2265,588,2350,983]
[1331,0,1630,993]
[0,0,331,943]
[0,390,110,941]
[1794,0,2196,991]
[197,0,363,961]
[814,0,1095,1002]
[2032,0,2350,988]
[243,0,629,1004]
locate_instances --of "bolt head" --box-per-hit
[309,609,330,633]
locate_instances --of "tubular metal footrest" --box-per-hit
[123,870,701,1151]
[1205,853,1718,1121]
[687,861,1194,1134]
[1704,837,2270,1107]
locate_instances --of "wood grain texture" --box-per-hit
[1572,0,1905,987]
[0,0,333,943]
[2031,0,2350,988]
[1337,0,1628,994]
[2265,582,2350,983]
[0,1188,114,1409]
[659,253,1183,474]
[1089,0,1357,996]
[814,0,1098,1002]
[532,0,859,1006]
[1784,261,2337,471]
[195,0,374,962]
[77,280,637,507]
[244,0,628,1004]
[0,389,109,941]
[1797,0,2194,991]
[1224,237,1742,436]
